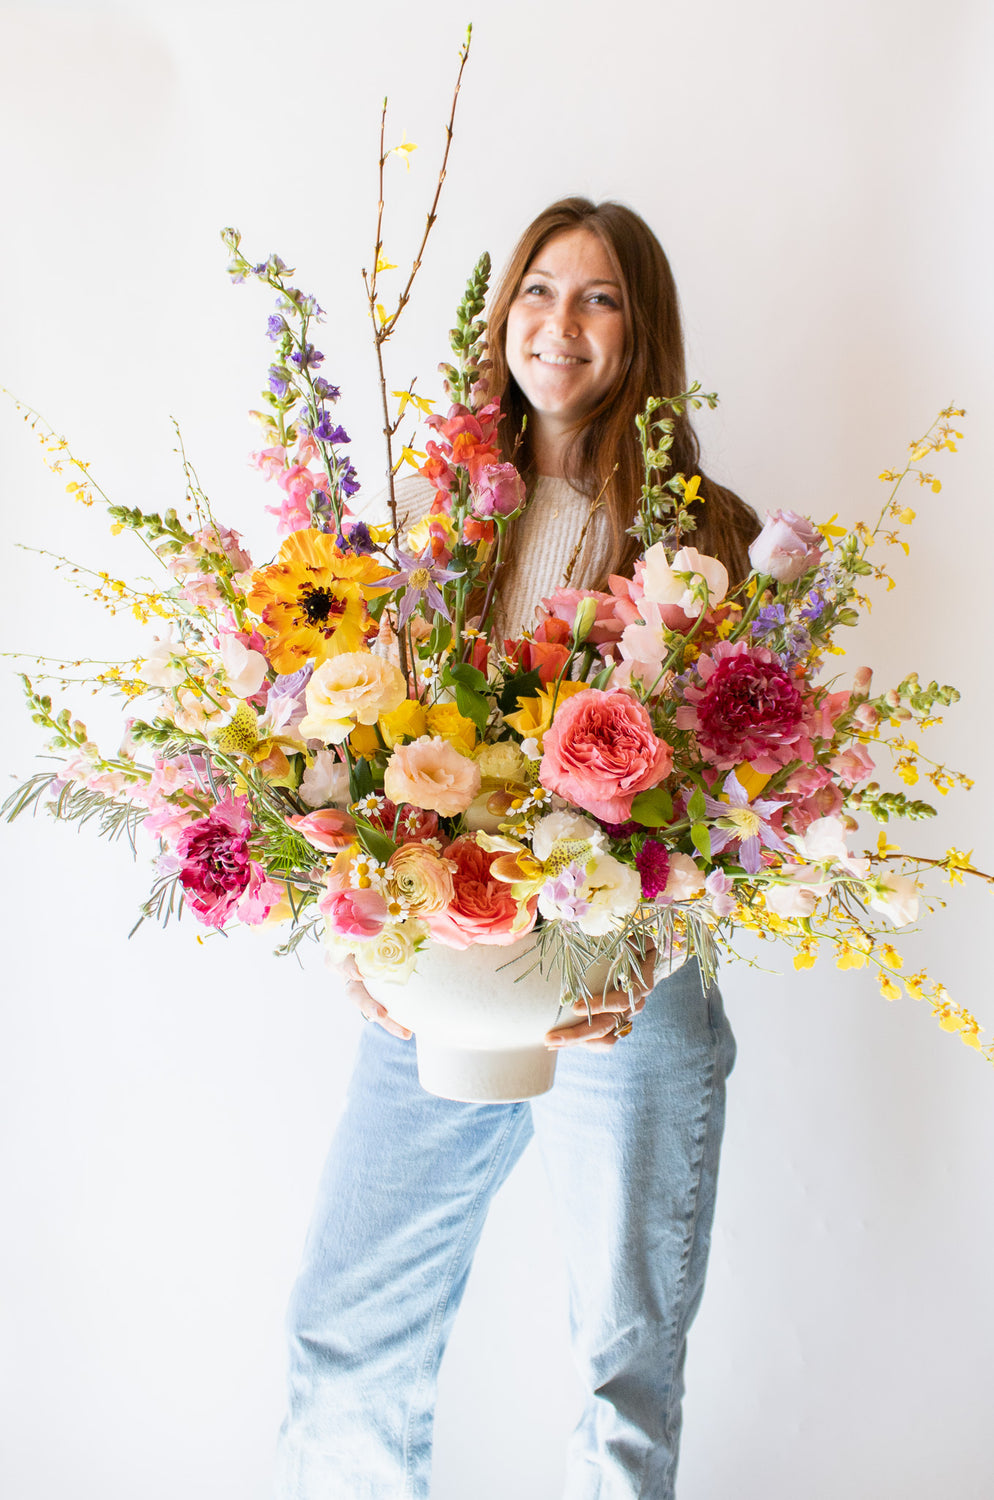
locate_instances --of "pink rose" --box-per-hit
[539,688,673,822]
[424,835,537,949]
[748,509,823,582]
[471,462,526,518]
[537,587,626,649]
[383,735,482,817]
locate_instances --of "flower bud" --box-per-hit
[572,596,599,645]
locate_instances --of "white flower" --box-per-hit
[640,543,729,618]
[575,853,642,936]
[139,631,187,689]
[532,811,605,863]
[792,816,868,877]
[866,872,920,927]
[354,919,423,983]
[300,750,351,809]
[218,633,268,699]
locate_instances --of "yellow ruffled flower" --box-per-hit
[349,723,381,756]
[425,701,477,755]
[503,679,588,748]
[379,699,428,748]
[246,529,391,672]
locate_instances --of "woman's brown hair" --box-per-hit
[486,197,760,585]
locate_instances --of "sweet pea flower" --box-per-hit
[641,543,729,618]
[218,633,269,700]
[866,872,920,927]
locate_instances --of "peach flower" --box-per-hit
[298,652,407,743]
[383,735,482,817]
[385,842,456,917]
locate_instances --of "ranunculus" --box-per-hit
[298,651,407,743]
[383,735,482,817]
[675,641,809,773]
[424,834,537,949]
[748,508,823,582]
[354,918,424,982]
[471,462,526,518]
[866,872,920,927]
[385,842,456,917]
[539,688,673,822]
[475,741,529,784]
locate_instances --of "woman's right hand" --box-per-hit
[336,954,413,1040]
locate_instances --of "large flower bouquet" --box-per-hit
[5,40,990,1067]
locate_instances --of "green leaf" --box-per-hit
[589,662,616,690]
[348,754,374,802]
[687,786,706,821]
[426,619,452,656]
[455,684,489,735]
[629,787,674,828]
[691,822,711,860]
[447,662,487,692]
[356,823,396,864]
[499,670,542,713]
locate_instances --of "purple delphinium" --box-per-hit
[799,590,827,623]
[311,412,350,445]
[336,521,375,556]
[338,464,361,499]
[313,378,340,403]
[266,314,288,341]
[753,603,786,639]
[701,770,791,875]
[268,364,291,398]
[289,342,324,370]
[378,547,465,627]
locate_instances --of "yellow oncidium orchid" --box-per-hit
[213,701,300,789]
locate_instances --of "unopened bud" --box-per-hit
[572,597,599,645]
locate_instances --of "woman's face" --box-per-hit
[504,227,627,434]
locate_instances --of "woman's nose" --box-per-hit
[545,300,580,338]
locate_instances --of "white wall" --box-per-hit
[1,2,992,1497]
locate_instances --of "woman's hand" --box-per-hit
[544,949,656,1052]
[335,954,413,1041]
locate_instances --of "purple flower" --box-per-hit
[799,590,826,623]
[339,464,361,498]
[540,862,591,921]
[336,521,375,556]
[701,770,791,875]
[378,547,465,627]
[312,412,350,445]
[266,314,288,341]
[289,342,324,370]
[705,869,736,917]
[313,378,340,402]
[753,603,786,639]
[268,364,291,398]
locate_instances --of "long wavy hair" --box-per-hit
[486,197,759,585]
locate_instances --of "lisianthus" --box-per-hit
[676,640,810,773]
[383,735,481,816]
[539,687,673,822]
[748,508,823,582]
[298,651,407,743]
[425,834,537,949]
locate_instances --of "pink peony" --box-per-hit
[539,688,673,822]
[748,509,823,582]
[676,641,810,773]
[383,735,482,817]
[424,835,536,949]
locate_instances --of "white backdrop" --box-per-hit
[1,2,992,1497]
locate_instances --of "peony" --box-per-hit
[298,652,407,743]
[385,842,456,917]
[676,640,809,773]
[354,919,424,983]
[424,835,537,949]
[539,688,673,822]
[748,508,823,582]
[383,735,482,817]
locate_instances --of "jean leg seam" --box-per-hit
[401,1107,524,1497]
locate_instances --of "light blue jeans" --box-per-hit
[275,959,735,1499]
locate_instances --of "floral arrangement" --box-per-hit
[4,33,990,1066]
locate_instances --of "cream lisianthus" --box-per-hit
[354,918,426,983]
[298,651,407,743]
[573,853,643,936]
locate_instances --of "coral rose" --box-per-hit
[383,735,482,817]
[539,688,673,823]
[424,834,537,949]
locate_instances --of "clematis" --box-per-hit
[701,770,792,874]
[378,547,464,627]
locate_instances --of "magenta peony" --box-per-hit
[539,688,673,822]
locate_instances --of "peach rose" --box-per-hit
[298,652,407,743]
[424,835,537,949]
[539,688,673,822]
[383,735,482,817]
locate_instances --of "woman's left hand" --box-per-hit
[544,949,656,1051]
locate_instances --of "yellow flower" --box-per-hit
[406,512,456,556]
[836,943,869,970]
[246,529,391,673]
[878,944,903,970]
[878,972,901,1001]
[379,699,428,748]
[425,701,477,755]
[349,723,381,756]
[503,680,588,748]
[943,848,973,885]
[729,763,771,801]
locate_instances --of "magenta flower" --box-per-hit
[675,640,811,772]
[635,839,670,899]
[701,771,791,875]
[176,794,257,928]
[378,547,464,627]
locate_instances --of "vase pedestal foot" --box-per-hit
[415,1039,558,1103]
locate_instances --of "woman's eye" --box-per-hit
[522,283,549,297]
[590,293,619,308]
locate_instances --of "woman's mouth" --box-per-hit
[533,352,587,366]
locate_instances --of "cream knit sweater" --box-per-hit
[365,474,613,637]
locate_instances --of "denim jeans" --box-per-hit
[275,959,736,1500]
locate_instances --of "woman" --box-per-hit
[275,198,758,1500]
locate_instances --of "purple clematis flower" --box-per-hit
[701,770,791,875]
[378,547,465,627]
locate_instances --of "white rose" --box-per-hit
[354,919,424,983]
